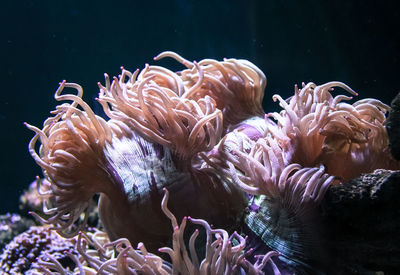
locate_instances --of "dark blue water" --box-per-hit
[2,0,399,213]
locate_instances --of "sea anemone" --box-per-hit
[154,51,266,127]
[200,81,399,270]
[265,82,398,181]
[25,82,113,237]
[25,52,267,252]
[97,64,223,161]
[201,127,334,270]
[31,189,281,275]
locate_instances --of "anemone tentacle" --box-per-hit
[98,65,224,161]
[33,189,280,275]
[265,81,399,180]
[26,82,114,237]
[156,52,267,126]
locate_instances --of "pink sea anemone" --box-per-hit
[265,82,398,181]
[154,51,266,126]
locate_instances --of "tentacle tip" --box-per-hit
[153,51,165,60]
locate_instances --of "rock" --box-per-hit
[321,169,400,274]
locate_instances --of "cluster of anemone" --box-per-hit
[25,51,399,273]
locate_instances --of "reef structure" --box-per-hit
[0,225,78,274]
[25,52,400,273]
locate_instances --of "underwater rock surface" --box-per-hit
[321,169,400,274]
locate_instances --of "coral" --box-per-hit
[0,225,77,274]
[0,213,35,251]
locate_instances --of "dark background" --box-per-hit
[1,0,399,212]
